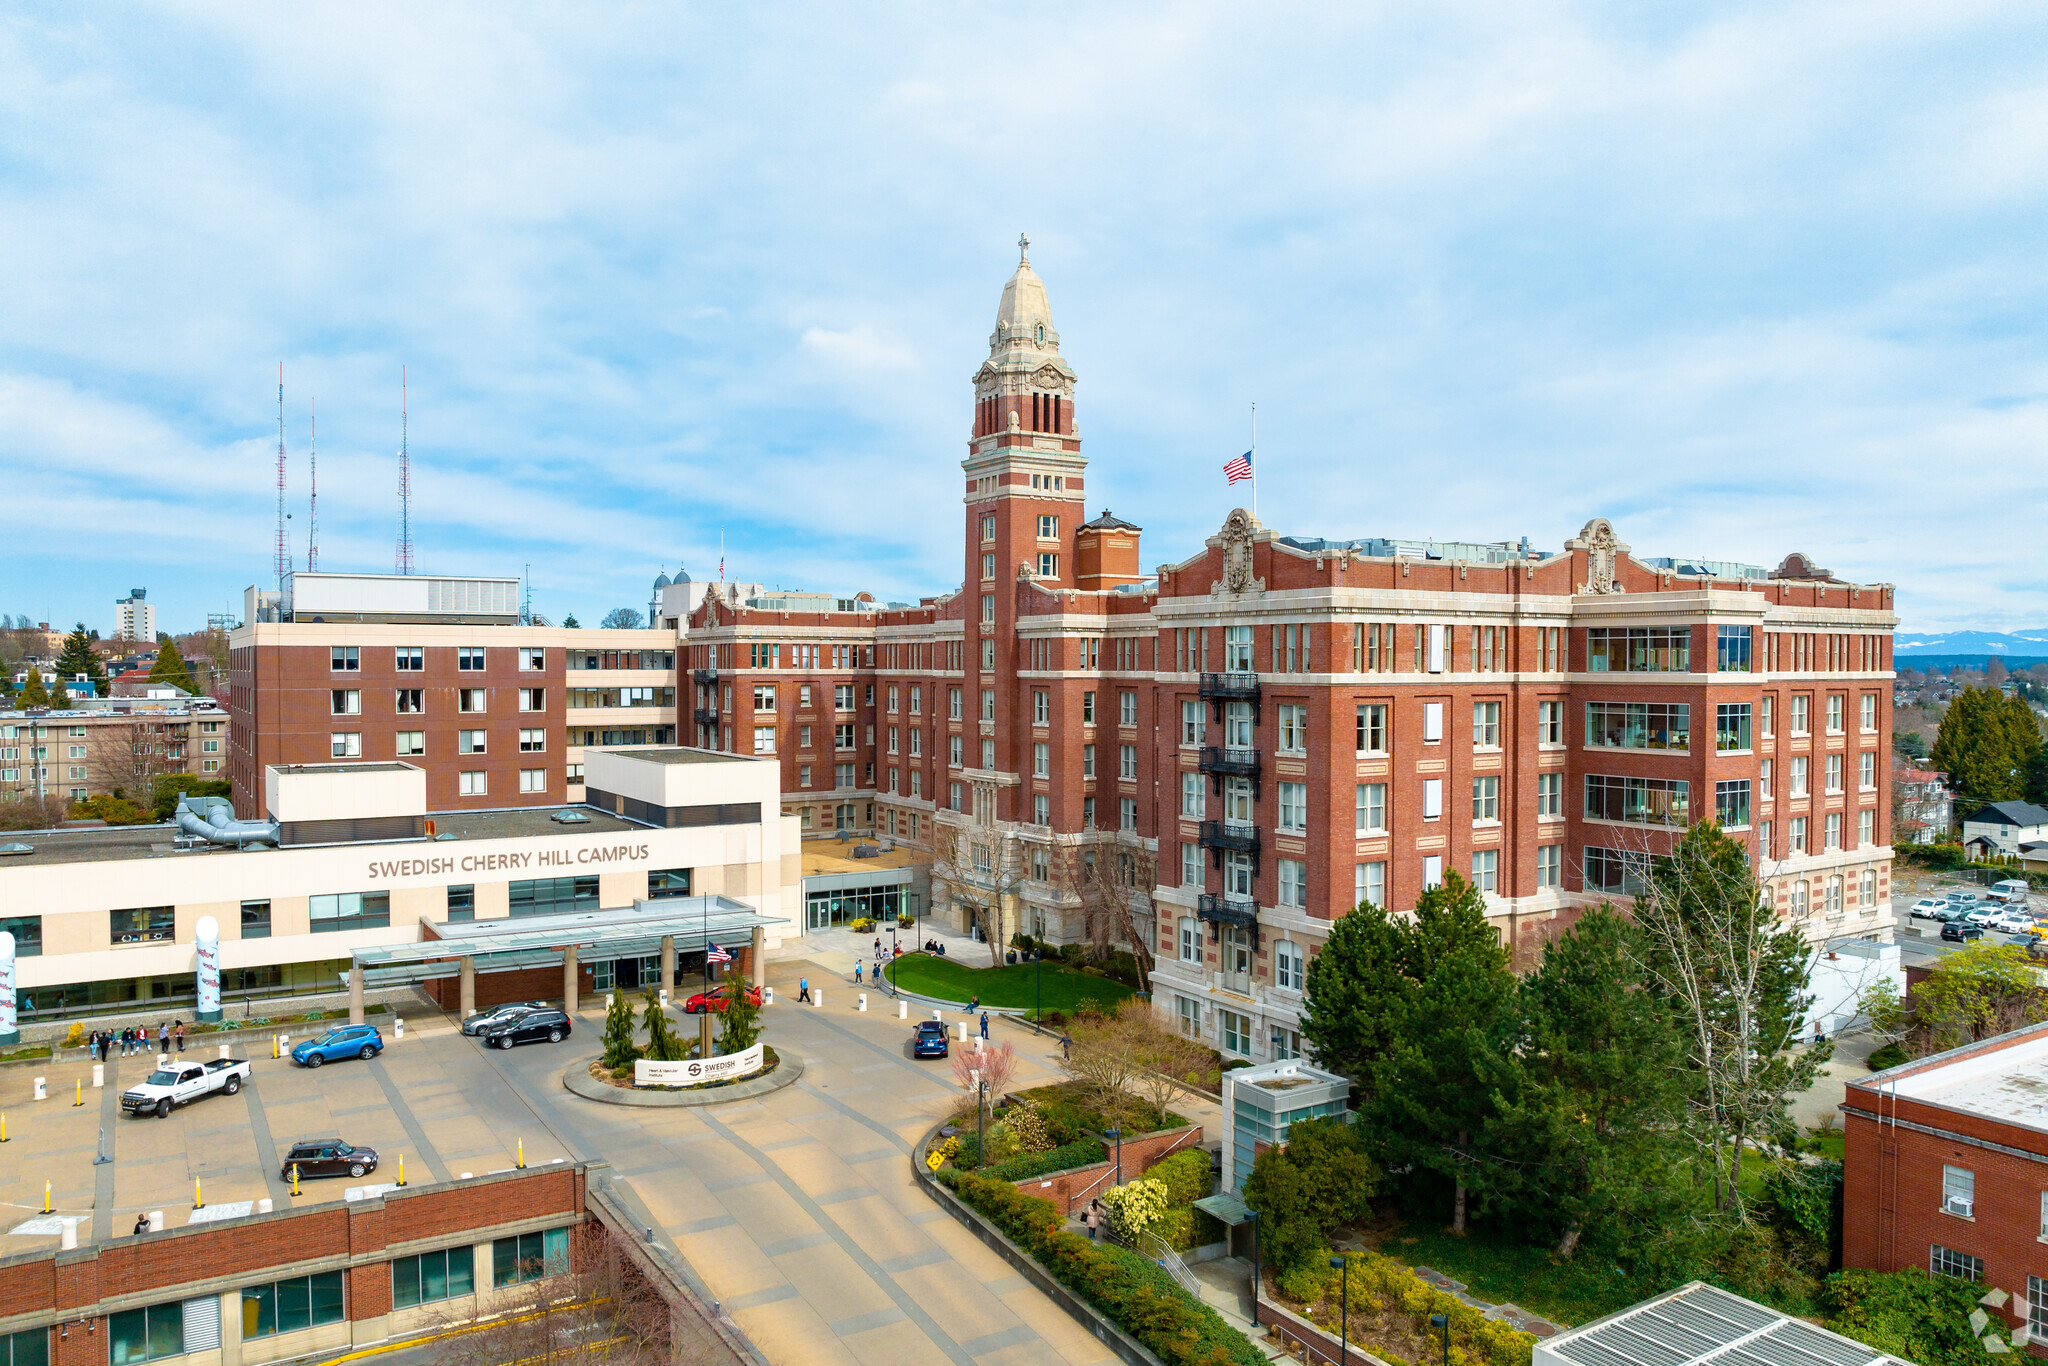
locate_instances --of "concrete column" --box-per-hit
[348,965,365,1026]
[563,944,580,1015]
[459,957,475,1020]
[750,924,766,990]
[659,934,676,995]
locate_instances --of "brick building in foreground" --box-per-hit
[1843,1020,2048,1346]
[681,241,1900,1065]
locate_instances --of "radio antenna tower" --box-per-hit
[395,366,415,575]
[274,363,291,591]
[306,397,319,572]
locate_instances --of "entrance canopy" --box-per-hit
[350,895,785,987]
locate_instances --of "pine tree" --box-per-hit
[49,679,71,708]
[1933,686,2037,803]
[1299,899,1410,1100]
[54,624,105,691]
[148,638,198,694]
[16,670,49,707]
[1485,907,1686,1257]
[601,985,640,1071]
[718,978,762,1054]
[641,986,686,1062]
[562,614,580,629]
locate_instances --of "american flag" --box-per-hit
[705,942,732,964]
[1223,450,1253,484]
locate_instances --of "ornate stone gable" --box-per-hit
[1210,508,1267,598]
[1565,517,1629,595]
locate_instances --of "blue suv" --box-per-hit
[291,1025,384,1068]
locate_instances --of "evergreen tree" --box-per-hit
[1485,907,1686,1257]
[54,624,105,691]
[562,614,580,629]
[1932,686,2037,803]
[49,679,71,708]
[641,986,686,1062]
[147,638,198,694]
[1364,872,1519,1235]
[1299,897,1411,1101]
[601,985,640,1071]
[16,670,49,707]
[718,978,763,1054]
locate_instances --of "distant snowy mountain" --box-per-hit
[1895,630,2048,656]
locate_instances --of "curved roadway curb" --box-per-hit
[561,1051,804,1107]
[910,1119,1169,1366]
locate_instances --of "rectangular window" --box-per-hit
[981,739,995,769]
[1536,844,1561,888]
[1825,812,1842,850]
[1220,1008,1251,1057]
[509,876,597,917]
[1584,701,1692,750]
[1472,701,1501,748]
[1537,771,1563,818]
[1181,841,1201,888]
[1790,816,1808,855]
[1224,624,1253,672]
[519,728,546,753]
[1274,940,1304,992]
[1176,995,1202,1038]
[1356,704,1388,754]
[1082,744,1096,777]
[519,768,547,794]
[458,688,487,713]
[395,688,424,714]
[1422,778,1443,820]
[457,729,487,755]
[1179,772,1204,819]
[330,732,361,758]
[1826,754,1843,793]
[1827,694,1846,733]
[1586,626,1691,672]
[1038,514,1059,539]
[1178,916,1201,963]
[519,647,545,671]
[1081,690,1096,724]
[459,771,487,796]
[446,884,475,921]
[1791,756,1809,796]
[1860,809,1875,846]
[1422,854,1443,889]
[1537,700,1563,745]
[1715,703,1752,752]
[1422,701,1443,743]
[1278,704,1307,752]
[395,646,423,671]
[1279,781,1307,833]
[1861,693,1878,731]
[1471,848,1498,892]
[492,1228,571,1286]
[1278,859,1308,908]
[1033,690,1048,724]
[838,762,857,789]
[1120,743,1137,780]
[1584,774,1691,826]
[109,1302,185,1364]
[1791,695,1810,735]
[396,730,425,757]
[1120,796,1138,831]
[1860,751,1876,789]
[511,687,543,713]
[1356,860,1387,908]
[1120,690,1138,725]
[240,897,272,942]
[392,1246,474,1309]
[1472,776,1500,822]
[1716,780,1752,829]
[1930,1245,1983,1282]
[330,646,359,672]
[835,723,856,750]
[309,892,391,932]
[1716,625,1752,672]
[1584,846,1655,895]
[110,906,174,944]
[457,646,485,671]
[1034,742,1050,777]
[1356,782,1387,833]
[330,689,360,715]
[1762,695,1774,736]
[1033,793,1050,824]
[243,1270,346,1338]
[1180,699,1203,746]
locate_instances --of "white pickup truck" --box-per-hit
[120,1057,252,1118]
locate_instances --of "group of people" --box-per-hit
[86,1021,183,1060]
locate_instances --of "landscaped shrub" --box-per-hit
[1866,1041,1909,1071]
[1005,1098,1053,1154]
[1820,1267,1993,1366]
[980,1137,1106,1182]
[1288,1254,1533,1366]
[937,1166,1264,1366]
[1275,1259,1333,1305]
[1146,1148,1212,1207]
[1101,1178,1169,1237]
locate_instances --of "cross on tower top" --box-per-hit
[1018,233,1030,266]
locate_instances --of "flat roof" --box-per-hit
[272,761,417,776]
[0,804,653,869]
[1864,1025,2048,1132]
[801,842,919,878]
[1542,1281,1902,1366]
[612,746,753,765]
[351,896,786,984]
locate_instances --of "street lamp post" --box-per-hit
[1428,1313,1450,1366]
[1249,1207,1261,1308]
[1330,1255,1350,1365]
[971,1068,987,1168]
[1104,1127,1123,1185]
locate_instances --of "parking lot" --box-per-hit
[0,957,1179,1366]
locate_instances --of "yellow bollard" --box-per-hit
[43,1181,51,1214]
[193,1178,203,1211]
[516,1138,525,1170]
[271,1035,279,1060]
[396,1154,406,1187]
[1,1113,8,1143]
[290,1164,301,1198]
[72,1080,83,1107]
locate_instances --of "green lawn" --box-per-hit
[883,953,1136,1012]
[1376,1225,1648,1328]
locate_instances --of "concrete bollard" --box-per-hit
[813,990,825,1009]
[60,1218,79,1250]
[659,989,669,1009]
[934,1009,944,1021]
[148,1210,164,1232]
[955,1022,967,1042]
[897,1000,908,1020]
[34,1077,45,1101]
[257,1198,273,1214]
[858,993,867,1012]
[764,986,774,1007]
[976,1035,986,1052]
[605,993,614,1010]
[395,1018,404,1039]
[92,1064,103,1089]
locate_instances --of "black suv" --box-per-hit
[1941,921,1986,943]
[480,1006,572,1050]
[280,1139,379,1181]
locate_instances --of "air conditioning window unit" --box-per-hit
[1945,1196,1975,1218]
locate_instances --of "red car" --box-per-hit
[682,984,763,1014]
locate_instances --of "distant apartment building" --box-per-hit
[227,573,676,817]
[0,697,227,805]
[114,586,155,641]
[678,244,1899,1063]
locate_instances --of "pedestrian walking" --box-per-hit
[979,1011,990,1041]
[1084,1200,1101,1240]
[174,1021,185,1053]
[1061,1032,1072,1062]
[873,936,882,957]
[157,1022,169,1054]
[854,961,864,986]
[798,976,812,1004]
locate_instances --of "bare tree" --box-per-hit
[927,819,1024,967]
[1052,838,1158,990]
[86,717,190,805]
[434,1233,687,1366]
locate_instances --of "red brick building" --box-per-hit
[1842,1020,2048,1345]
[683,241,1900,1062]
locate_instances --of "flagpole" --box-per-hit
[1250,402,1258,520]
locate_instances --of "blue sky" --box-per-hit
[3,2,2045,635]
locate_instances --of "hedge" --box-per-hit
[980,1138,1108,1182]
[1145,1148,1225,1252]
[938,1167,1264,1366]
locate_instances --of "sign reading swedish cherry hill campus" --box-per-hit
[635,1043,764,1088]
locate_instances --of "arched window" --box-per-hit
[1035,323,1045,344]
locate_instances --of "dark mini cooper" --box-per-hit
[912,1020,950,1059]
[280,1139,379,1181]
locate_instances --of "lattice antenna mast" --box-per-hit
[395,366,415,575]
[306,397,319,572]
[274,363,291,591]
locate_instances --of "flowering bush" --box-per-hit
[1101,1178,1169,1239]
